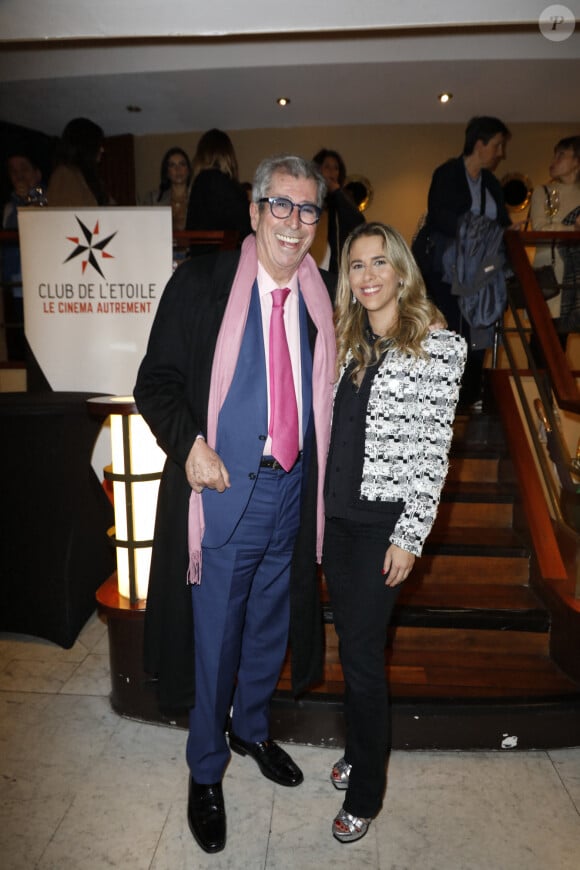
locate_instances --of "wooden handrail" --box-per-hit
[173,229,239,250]
[491,369,568,582]
[503,230,580,414]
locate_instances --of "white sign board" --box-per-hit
[18,207,172,394]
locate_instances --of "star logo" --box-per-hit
[64,217,117,278]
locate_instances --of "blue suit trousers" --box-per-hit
[186,461,302,783]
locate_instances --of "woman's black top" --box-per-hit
[325,334,403,524]
[185,168,252,239]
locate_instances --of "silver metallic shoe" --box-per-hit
[330,757,352,790]
[332,807,372,843]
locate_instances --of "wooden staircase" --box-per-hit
[272,409,580,750]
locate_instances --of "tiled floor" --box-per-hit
[1,613,579,870]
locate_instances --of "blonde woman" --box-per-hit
[323,222,466,843]
[185,128,251,247]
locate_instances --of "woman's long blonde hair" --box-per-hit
[334,222,445,380]
[191,128,240,181]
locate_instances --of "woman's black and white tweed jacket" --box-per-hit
[339,328,467,556]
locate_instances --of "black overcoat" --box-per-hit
[134,249,334,710]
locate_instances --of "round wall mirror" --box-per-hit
[501,172,533,212]
[343,175,374,212]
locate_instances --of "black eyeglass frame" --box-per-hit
[258,196,322,225]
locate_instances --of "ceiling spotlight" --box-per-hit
[126,105,142,113]
[276,97,291,107]
[438,93,453,104]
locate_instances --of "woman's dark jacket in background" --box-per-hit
[326,188,365,273]
[185,168,252,243]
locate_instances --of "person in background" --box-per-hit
[323,221,466,843]
[414,116,511,409]
[1,152,45,360]
[312,148,365,273]
[142,147,192,232]
[241,180,253,203]
[2,153,44,227]
[47,117,109,207]
[185,128,252,251]
[529,136,580,336]
[134,154,336,856]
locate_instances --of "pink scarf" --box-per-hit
[187,234,336,583]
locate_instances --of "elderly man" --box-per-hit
[134,154,336,854]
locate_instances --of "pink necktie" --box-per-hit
[269,288,299,471]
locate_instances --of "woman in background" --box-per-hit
[323,222,465,843]
[47,117,109,207]
[143,147,192,232]
[529,136,580,335]
[185,128,251,247]
[312,148,365,273]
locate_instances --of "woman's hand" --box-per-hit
[382,543,415,587]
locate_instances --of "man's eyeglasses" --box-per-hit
[258,196,321,225]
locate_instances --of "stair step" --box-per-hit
[270,689,580,750]
[278,633,574,699]
[452,411,507,450]
[322,586,547,632]
[446,455,500,483]
[395,583,547,630]
[387,652,578,697]
[424,526,528,557]
[391,606,548,632]
[435,502,513,528]
[442,480,515,502]
[398,582,539,609]
[320,553,529,593]
[386,625,549,655]
[435,481,515,528]
[408,553,530,585]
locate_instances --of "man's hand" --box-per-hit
[382,543,415,588]
[185,438,231,494]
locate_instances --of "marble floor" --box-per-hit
[1,613,579,870]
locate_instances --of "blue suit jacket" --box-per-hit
[202,281,313,548]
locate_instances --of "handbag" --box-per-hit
[533,263,560,300]
[531,187,560,301]
[507,240,560,307]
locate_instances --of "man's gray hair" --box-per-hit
[252,154,326,208]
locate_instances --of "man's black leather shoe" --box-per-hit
[229,733,304,787]
[187,776,226,853]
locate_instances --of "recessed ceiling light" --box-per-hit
[126,105,142,113]
[437,93,453,104]
[276,97,291,107]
